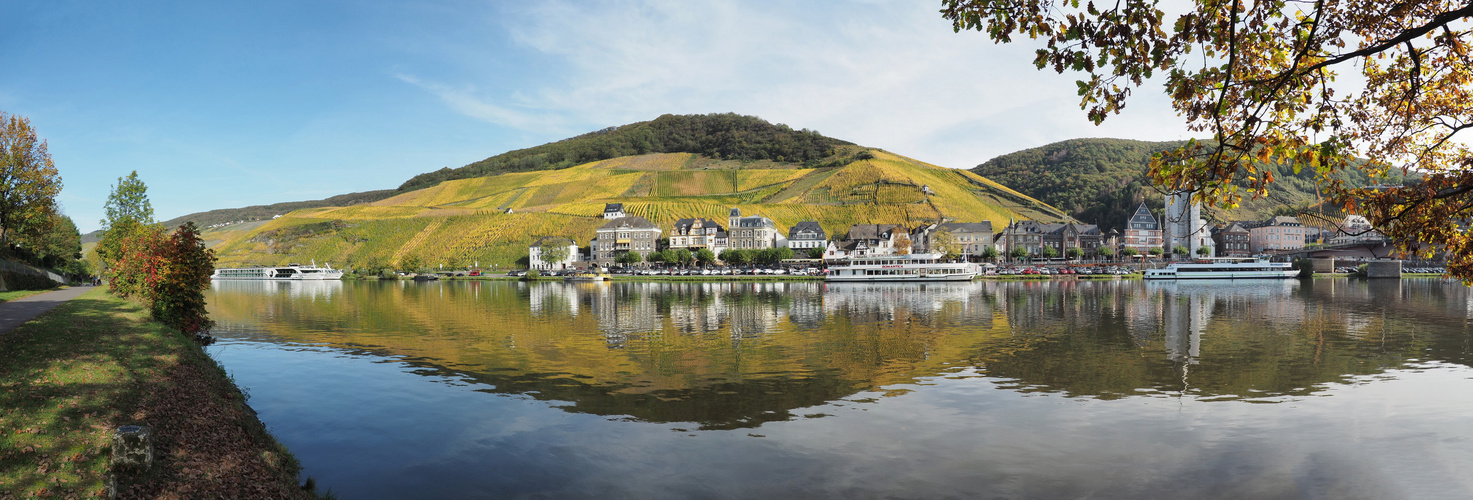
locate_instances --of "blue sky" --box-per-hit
[2,1,1189,234]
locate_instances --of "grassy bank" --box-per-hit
[0,288,312,499]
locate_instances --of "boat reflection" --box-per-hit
[205,279,1473,426]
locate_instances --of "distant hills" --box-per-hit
[971,138,1407,230]
[189,114,1068,269]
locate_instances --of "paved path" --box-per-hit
[0,285,95,336]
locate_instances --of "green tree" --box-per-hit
[980,246,1000,262]
[774,246,794,262]
[806,246,825,259]
[930,228,957,257]
[721,248,750,265]
[647,249,668,264]
[0,112,62,246]
[1197,246,1213,256]
[1172,245,1190,258]
[101,171,153,230]
[695,248,716,266]
[1121,247,1140,258]
[941,2,1473,280]
[400,253,423,272]
[1065,247,1083,260]
[1009,247,1030,261]
[538,237,572,267]
[20,213,81,270]
[615,251,641,266]
[1095,245,1115,260]
[1149,247,1165,257]
[97,171,156,270]
[1041,246,1060,259]
[672,248,693,266]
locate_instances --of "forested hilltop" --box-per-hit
[972,138,1407,230]
[397,113,852,192]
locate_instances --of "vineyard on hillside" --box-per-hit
[206,144,1068,268]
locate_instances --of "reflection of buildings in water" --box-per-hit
[820,282,984,322]
[785,284,826,330]
[210,279,344,301]
[1140,280,1302,363]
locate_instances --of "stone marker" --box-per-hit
[112,425,153,469]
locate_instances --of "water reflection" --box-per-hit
[206,279,1473,420]
[205,278,1473,499]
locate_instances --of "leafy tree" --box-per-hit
[894,234,913,255]
[1197,246,1212,256]
[1095,246,1115,259]
[1065,247,1083,260]
[980,246,1000,261]
[1149,247,1164,257]
[104,222,216,339]
[400,253,423,271]
[806,246,825,259]
[97,172,156,271]
[1041,246,1060,259]
[774,247,794,262]
[721,248,750,265]
[615,251,641,266]
[538,238,572,267]
[1121,247,1140,257]
[101,171,153,230]
[930,229,956,256]
[647,249,669,264]
[672,248,694,266]
[1009,247,1030,261]
[695,248,716,266]
[19,213,81,270]
[0,112,62,246]
[1172,245,1190,257]
[942,1,1473,280]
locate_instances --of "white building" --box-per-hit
[786,221,827,251]
[529,236,579,270]
[602,203,626,219]
[1164,190,1213,256]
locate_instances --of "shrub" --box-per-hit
[104,222,216,340]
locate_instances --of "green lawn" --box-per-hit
[0,288,313,498]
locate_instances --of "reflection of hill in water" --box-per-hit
[206,279,1473,426]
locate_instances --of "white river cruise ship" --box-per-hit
[825,253,979,282]
[1143,256,1298,280]
[212,263,344,280]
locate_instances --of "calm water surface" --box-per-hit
[204,279,1473,499]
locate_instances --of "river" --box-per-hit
[204,278,1473,499]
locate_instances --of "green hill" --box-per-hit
[971,138,1407,230]
[397,113,853,193]
[203,114,1069,270]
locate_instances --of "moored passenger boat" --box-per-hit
[1143,256,1297,280]
[211,263,344,280]
[825,253,978,282]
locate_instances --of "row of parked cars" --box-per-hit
[626,267,825,276]
[993,266,1138,276]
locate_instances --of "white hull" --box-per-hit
[1144,257,1297,280]
[825,253,978,282]
[1143,270,1299,280]
[212,265,344,280]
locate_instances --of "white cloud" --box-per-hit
[409,0,1192,167]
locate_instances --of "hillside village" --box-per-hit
[528,195,1393,271]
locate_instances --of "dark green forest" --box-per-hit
[972,138,1407,230]
[396,113,851,192]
